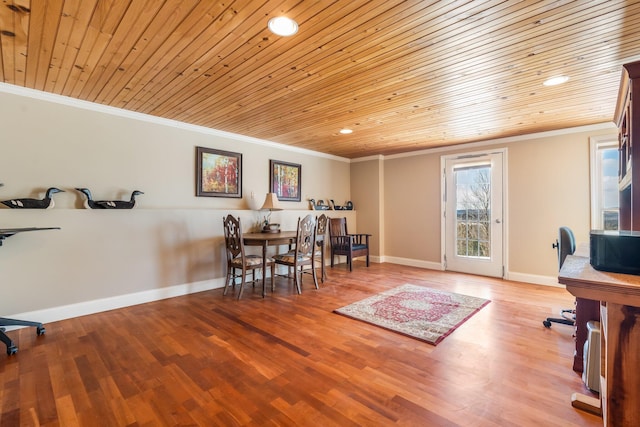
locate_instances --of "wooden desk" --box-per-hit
[242,231,297,296]
[559,255,640,426]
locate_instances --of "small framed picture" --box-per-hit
[270,160,301,202]
[196,147,242,198]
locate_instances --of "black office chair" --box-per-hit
[0,319,45,355]
[543,226,577,328]
[0,228,55,355]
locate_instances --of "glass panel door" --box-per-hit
[443,151,504,277]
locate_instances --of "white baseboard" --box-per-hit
[380,256,443,271]
[3,278,226,331]
[506,271,564,287]
[377,256,562,288]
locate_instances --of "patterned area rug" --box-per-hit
[334,284,490,345]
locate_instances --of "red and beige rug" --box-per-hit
[334,284,490,345]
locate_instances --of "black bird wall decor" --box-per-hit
[75,188,107,209]
[309,199,330,210]
[330,200,354,210]
[1,187,64,209]
[95,190,144,209]
[76,188,144,209]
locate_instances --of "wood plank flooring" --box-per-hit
[0,263,602,426]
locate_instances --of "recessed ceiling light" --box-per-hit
[268,16,298,37]
[543,75,569,86]
[339,128,353,134]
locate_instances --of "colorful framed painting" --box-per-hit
[196,147,242,198]
[270,160,301,202]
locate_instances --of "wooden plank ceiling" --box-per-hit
[0,0,637,158]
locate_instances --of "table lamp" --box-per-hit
[260,192,282,232]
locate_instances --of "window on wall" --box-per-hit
[590,136,619,230]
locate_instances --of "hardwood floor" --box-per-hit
[1,263,601,426]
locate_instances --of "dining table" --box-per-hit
[242,231,297,296]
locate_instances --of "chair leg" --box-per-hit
[318,263,324,283]
[311,263,319,289]
[223,269,231,295]
[260,267,265,298]
[320,244,326,282]
[0,329,17,355]
[270,264,275,292]
[294,268,302,294]
[314,255,324,283]
[237,269,246,300]
[348,255,353,272]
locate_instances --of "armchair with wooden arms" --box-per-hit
[328,217,371,271]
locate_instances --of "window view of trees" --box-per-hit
[456,166,491,258]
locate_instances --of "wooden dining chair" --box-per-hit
[315,213,328,282]
[222,214,274,299]
[273,214,318,293]
[329,217,371,271]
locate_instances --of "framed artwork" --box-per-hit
[270,160,301,201]
[196,146,242,198]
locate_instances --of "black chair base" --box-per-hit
[543,317,575,328]
[542,309,575,328]
[0,317,46,355]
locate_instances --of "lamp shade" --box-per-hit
[260,193,282,211]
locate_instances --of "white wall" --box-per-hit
[0,86,352,323]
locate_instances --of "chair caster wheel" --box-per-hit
[7,345,17,355]
[36,326,45,336]
[543,320,552,328]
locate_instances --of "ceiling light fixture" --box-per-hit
[268,16,298,37]
[543,75,569,86]
[339,128,353,134]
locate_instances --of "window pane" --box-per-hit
[455,165,491,258]
[597,145,619,230]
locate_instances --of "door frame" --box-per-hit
[440,148,509,278]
